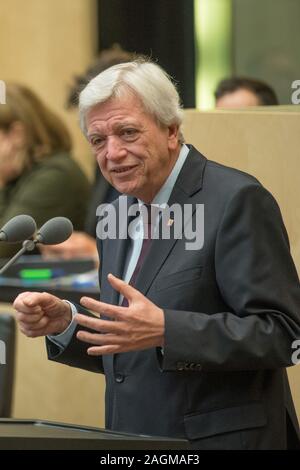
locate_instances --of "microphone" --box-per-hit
[0,215,37,243]
[35,217,73,245]
[0,217,73,276]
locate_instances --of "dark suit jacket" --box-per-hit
[47,146,300,449]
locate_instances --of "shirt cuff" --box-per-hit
[47,301,77,349]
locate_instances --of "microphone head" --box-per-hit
[0,215,37,243]
[35,217,73,245]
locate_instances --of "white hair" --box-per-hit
[79,59,184,143]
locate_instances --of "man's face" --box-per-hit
[86,94,180,203]
[216,88,261,108]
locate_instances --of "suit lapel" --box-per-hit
[134,146,207,295]
[103,147,206,369]
[103,147,207,300]
[104,196,137,305]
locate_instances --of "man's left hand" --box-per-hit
[75,273,165,355]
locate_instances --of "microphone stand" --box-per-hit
[0,239,36,276]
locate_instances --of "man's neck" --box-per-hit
[140,143,189,205]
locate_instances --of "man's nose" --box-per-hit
[106,135,127,160]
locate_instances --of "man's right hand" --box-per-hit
[13,292,72,337]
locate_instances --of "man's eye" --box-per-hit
[91,137,105,147]
[121,129,138,140]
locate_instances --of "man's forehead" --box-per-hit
[86,95,150,131]
[86,115,140,136]
[89,94,142,114]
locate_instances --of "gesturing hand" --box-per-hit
[75,273,165,355]
[13,292,72,337]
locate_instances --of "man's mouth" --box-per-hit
[111,165,138,174]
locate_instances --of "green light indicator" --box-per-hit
[20,269,53,280]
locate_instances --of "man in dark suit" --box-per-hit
[14,60,300,449]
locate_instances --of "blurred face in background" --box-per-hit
[216,88,261,108]
[0,122,27,185]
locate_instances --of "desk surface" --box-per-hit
[0,419,188,450]
[0,284,99,304]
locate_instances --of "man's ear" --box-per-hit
[167,123,180,150]
[8,121,27,149]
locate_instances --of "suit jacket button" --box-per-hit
[195,364,202,371]
[115,374,125,383]
[176,362,185,371]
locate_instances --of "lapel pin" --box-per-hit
[167,218,174,227]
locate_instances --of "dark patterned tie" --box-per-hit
[122,204,153,306]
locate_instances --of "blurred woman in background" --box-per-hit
[0,83,90,258]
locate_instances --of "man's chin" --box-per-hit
[112,182,138,197]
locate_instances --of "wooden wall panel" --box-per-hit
[0,0,97,179]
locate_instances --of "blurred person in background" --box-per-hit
[215,77,279,108]
[41,45,136,260]
[0,83,90,258]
